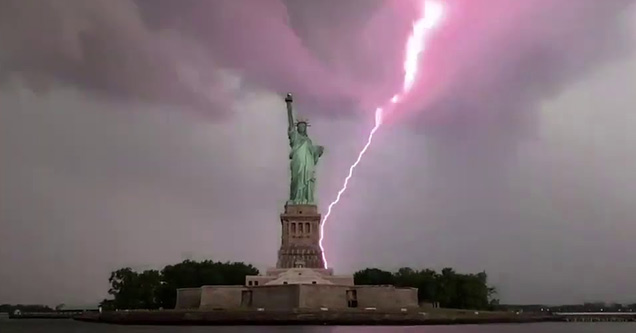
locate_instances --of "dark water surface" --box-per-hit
[1,320,635,332]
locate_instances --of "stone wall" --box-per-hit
[251,285,299,309]
[298,284,349,309]
[175,288,202,309]
[394,287,419,307]
[200,286,246,309]
[245,275,272,286]
[265,267,334,276]
[327,275,355,286]
[247,268,353,287]
[175,283,418,310]
[355,286,418,309]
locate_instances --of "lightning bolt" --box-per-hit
[319,0,445,269]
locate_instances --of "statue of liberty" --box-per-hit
[285,93,324,205]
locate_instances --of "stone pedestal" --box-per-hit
[277,204,325,269]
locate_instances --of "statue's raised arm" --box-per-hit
[285,93,295,132]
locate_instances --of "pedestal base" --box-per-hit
[277,204,325,269]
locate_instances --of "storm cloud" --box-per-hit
[1,0,636,305]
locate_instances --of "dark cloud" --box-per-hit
[1,0,633,121]
[0,0,230,113]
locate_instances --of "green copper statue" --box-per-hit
[285,93,324,205]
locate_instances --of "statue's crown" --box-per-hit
[295,117,310,126]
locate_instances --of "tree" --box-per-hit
[436,267,458,308]
[103,260,259,310]
[391,268,438,303]
[353,266,497,310]
[106,267,163,309]
[354,268,395,285]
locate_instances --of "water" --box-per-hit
[0,320,635,333]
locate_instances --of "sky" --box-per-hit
[1,0,636,306]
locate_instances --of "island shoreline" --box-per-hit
[74,310,560,326]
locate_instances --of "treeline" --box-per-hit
[102,260,258,310]
[0,304,53,313]
[102,260,497,310]
[355,267,498,310]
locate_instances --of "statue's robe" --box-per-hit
[288,129,322,205]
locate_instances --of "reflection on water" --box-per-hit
[0,320,635,332]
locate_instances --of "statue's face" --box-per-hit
[296,122,307,134]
